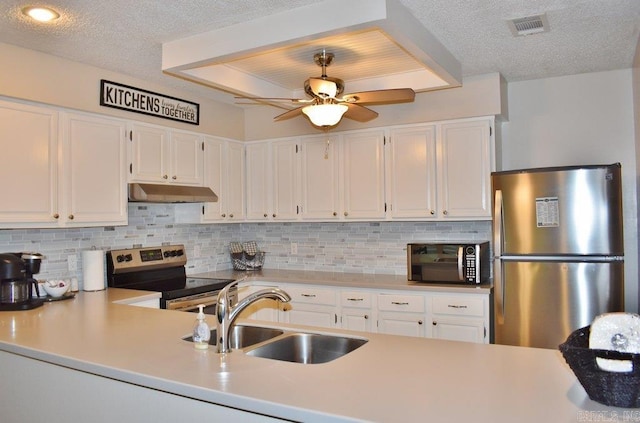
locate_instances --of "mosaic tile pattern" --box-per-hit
[0,205,491,286]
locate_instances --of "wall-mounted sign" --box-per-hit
[100,80,199,125]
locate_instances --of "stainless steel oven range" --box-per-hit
[106,244,236,314]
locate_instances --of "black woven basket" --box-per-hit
[559,326,640,408]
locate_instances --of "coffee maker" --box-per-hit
[0,252,44,311]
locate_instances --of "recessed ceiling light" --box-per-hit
[22,6,60,22]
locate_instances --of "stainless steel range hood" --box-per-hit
[128,183,218,203]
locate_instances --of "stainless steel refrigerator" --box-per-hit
[492,163,624,349]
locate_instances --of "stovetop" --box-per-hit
[105,244,234,300]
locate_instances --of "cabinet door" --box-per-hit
[388,126,437,218]
[170,131,203,186]
[245,142,270,220]
[438,119,493,218]
[0,100,58,225]
[341,309,373,332]
[201,136,226,221]
[280,303,337,328]
[226,142,245,220]
[342,131,385,219]
[271,140,299,221]
[61,113,127,226]
[129,123,169,183]
[377,312,426,337]
[300,135,340,220]
[431,317,485,343]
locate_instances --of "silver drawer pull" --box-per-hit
[448,304,468,309]
[347,298,364,302]
[301,294,316,298]
[391,301,409,305]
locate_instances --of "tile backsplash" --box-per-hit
[0,205,491,287]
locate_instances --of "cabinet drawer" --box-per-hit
[378,293,425,313]
[432,295,484,317]
[285,285,336,306]
[340,291,372,308]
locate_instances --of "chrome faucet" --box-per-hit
[216,279,291,354]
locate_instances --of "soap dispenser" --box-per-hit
[192,304,211,350]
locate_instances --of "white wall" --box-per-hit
[0,42,245,140]
[502,69,638,312]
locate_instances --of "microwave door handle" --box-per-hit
[457,246,464,281]
[494,189,505,323]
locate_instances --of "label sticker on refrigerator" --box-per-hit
[535,197,559,227]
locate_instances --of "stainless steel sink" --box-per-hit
[245,332,368,364]
[183,325,284,348]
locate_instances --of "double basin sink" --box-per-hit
[184,325,367,364]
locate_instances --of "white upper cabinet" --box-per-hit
[387,125,437,219]
[387,117,494,220]
[245,142,271,220]
[225,141,246,220]
[197,137,245,222]
[342,130,386,219]
[0,100,59,226]
[129,122,203,186]
[60,112,128,226]
[0,100,128,228]
[300,134,341,220]
[271,139,300,221]
[438,119,493,218]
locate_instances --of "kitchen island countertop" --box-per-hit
[0,288,622,422]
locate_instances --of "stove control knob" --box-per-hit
[163,251,170,258]
[125,254,133,262]
[176,249,184,256]
[116,254,126,263]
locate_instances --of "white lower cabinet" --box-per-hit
[279,285,338,328]
[340,291,374,332]
[430,294,489,343]
[238,282,490,344]
[377,293,427,337]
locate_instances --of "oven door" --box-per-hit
[164,289,237,314]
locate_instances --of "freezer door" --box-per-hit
[492,164,623,255]
[494,259,624,349]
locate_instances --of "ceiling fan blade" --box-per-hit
[343,103,378,122]
[341,88,415,105]
[308,77,337,98]
[274,107,305,122]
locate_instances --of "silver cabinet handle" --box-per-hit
[68,214,74,220]
[172,175,177,180]
[344,212,348,216]
[163,174,168,179]
[391,301,409,305]
[364,315,369,320]
[263,213,268,218]
[448,304,468,309]
[301,294,316,298]
[443,210,448,215]
[347,298,364,302]
[418,320,423,325]
[430,210,435,215]
[53,213,59,219]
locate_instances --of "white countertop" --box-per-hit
[191,268,493,294]
[0,288,622,422]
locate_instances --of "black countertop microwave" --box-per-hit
[407,242,490,284]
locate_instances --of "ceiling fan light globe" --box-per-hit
[302,104,348,127]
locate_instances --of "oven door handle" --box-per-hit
[166,294,218,312]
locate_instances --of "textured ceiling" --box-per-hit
[0,0,639,104]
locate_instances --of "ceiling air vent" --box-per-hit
[508,14,549,36]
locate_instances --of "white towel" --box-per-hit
[589,313,640,372]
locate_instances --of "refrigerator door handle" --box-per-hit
[494,189,505,324]
[457,246,464,281]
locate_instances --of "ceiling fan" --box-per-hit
[236,50,416,128]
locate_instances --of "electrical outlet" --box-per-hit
[67,255,77,272]
[193,245,201,258]
[291,243,298,255]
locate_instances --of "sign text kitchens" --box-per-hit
[100,80,199,125]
